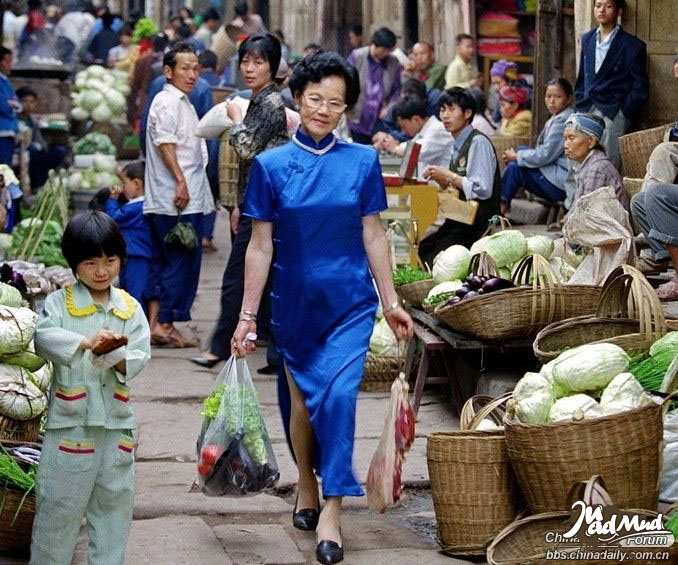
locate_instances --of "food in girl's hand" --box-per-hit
[92,334,128,355]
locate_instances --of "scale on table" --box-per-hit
[379,142,436,267]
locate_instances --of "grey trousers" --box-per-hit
[630,184,678,261]
[592,107,629,170]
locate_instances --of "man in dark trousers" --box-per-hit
[574,0,648,169]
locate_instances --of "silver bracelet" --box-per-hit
[383,301,400,314]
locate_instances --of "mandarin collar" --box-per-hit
[68,281,135,319]
[295,128,335,151]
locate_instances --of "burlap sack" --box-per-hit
[563,186,635,285]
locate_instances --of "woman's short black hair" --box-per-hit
[401,78,427,102]
[370,27,396,49]
[62,211,127,272]
[238,33,281,81]
[547,77,574,99]
[438,87,477,121]
[392,97,428,121]
[121,160,145,182]
[289,51,360,108]
[163,41,197,69]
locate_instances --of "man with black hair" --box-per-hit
[410,41,446,91]
[85,11,120,64]
[418,87,500,267]
[198,49,220,86]
[374,97,453,177]
[195,8,221,50]
[575,0,648,168]
[144,43,213,347]
[16,86,67,190]
[348,24,363,49]
[445,33,481,89]
[347,26,402,144]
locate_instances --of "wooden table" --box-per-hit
[404,306,532,416]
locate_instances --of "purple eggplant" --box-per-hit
[461,290,479,301]
[455,285,471,298]
[467,276,484,290]
[481,277,516,294]
[444,296,462,307]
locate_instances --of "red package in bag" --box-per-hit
[366,373,415,513]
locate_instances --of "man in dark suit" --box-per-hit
[574,0,648,168]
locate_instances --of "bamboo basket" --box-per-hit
[0,486,36,553]
[487,476,677,565]
[362,352,404,392]
[434,255,601,341]
[618,123,670,179]
[218,133,239,208]
[0,415,41,443]
[427,394,521,556]
[504,396,665,514]
[395,279,434,307]
[533,265,677,363]
[491,136,530,174]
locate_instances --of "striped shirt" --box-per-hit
[34,282,151,430]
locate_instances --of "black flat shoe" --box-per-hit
[257,364,278,375]
[316,540,343,564]
[190,356,222,368]
[293,495,319,531]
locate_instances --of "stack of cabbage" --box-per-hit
[430,231,583,286]
[0,283,51,421]
[510,343,655,424]
[70,65,130,124]
[66,155,118,192]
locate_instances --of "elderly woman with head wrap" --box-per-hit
[498,85,532,137]
[563,112,627,210]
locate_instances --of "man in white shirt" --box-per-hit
[373,97,453,178]
[144,42,214,348]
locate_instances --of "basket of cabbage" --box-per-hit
[433,253,600,341]
[71,66,130,125]
[504,342,664,515]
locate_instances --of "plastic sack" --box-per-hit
[164,215,198,251]
[196,356,279,497]
[661,409,678,502]
[366,373,415,513]
[563,186,635,285]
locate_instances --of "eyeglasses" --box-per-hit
[303,93,347,114]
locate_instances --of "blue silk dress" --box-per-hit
[242,129,387,497]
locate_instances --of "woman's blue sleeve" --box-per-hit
[241,157,275,221]
[360,152,388,216]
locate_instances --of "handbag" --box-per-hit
[164,213,198,251]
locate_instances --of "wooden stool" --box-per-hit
[403,321,451,417]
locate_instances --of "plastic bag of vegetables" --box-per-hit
[0,377,46,420]
[550,343,629,393]
[512,372,554,424]
[0,306,37,355]
[196,356,279,496]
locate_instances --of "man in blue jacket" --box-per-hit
[574,0,648,169]
[0,47,20,166]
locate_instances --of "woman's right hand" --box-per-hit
[231,320,257,357]
[230,207,241,234]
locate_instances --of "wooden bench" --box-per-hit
[403,321,451,417]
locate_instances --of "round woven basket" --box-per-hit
[504,398,664,514]
[434,255,601,341]
[0,486,36,553]
[396,279,434,307]
[0,415,41,443]
[218,133,239,208]
[618,123,670,179]
[362,352,403,392]
[427,394,521,556]
[487,476,677,565]
[533,265,675,363]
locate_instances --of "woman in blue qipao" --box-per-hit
[231,51,413,565]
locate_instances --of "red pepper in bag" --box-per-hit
[366,373,415,513]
